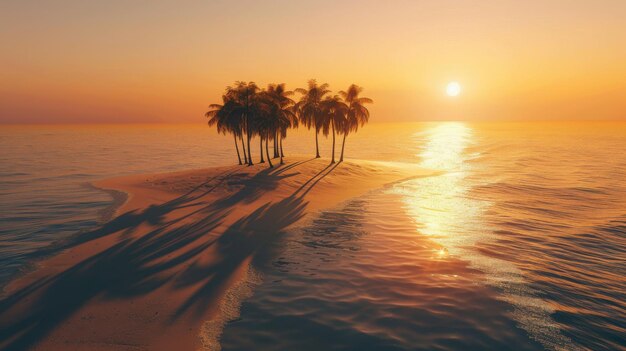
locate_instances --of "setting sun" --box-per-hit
[446,82,461,97]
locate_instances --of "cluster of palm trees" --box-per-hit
[205,80,372,168]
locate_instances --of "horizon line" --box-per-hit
[2,119,626,126]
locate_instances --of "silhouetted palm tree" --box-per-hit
[338,84,372,162]
[295,79,330,158]
[277,107,298,163]
[320,95,348,163]
[206,81,371,167]
[254,97,278,168]
[226,81,261,166]
[255,116,273,167]
[205,95,244,165]
[265,83,297,165]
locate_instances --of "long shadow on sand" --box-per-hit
[0,161,338,350]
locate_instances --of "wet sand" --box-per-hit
[0,156,431,351]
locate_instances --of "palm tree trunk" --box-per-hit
[273,131,278,158]
[246,131,253,166]
[330,121,336,164]
[240,134,248,164]
[315,126,320,158]
[280,136,285,158]
[233,134,242,165]
[265,133,273,168]
[259,136,265,163]
[339,132,348,162]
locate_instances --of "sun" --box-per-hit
[446,81,461,97]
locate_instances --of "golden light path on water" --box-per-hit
[390,122,579,351]
[406,122,483,246]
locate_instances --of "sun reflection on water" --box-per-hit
[394,122,487,254]
[390,122,578,351]
[418,122,471,171]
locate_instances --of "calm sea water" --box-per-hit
[1,122,625,350]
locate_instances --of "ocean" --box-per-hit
[1,121,625,350]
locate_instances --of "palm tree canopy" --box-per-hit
[206,81,269,139]
[205,96,241,136]
[223,82,264,137]
[320,95,348,136]
[294,79,331,130]
[339,84,372,134]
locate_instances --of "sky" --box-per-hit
[1,0,625,123]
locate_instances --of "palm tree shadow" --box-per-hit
[0,161,338,350]
[270,157,316,176]
[171,195,307,320]
[294,162,339,197]
[26,169,240,261]
[171,160,339,320]
[0,202,230,351]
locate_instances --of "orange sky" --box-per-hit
[1,0,625,123]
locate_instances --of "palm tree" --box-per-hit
[254,95,279,168]
[265,83,297,164]
[278,105,298,164]
[320,95,348,163]
[205,94,244,165]
[338,84,372,162]
[225,81,261,166]
[255,114,273,167]
[295,79,330,158]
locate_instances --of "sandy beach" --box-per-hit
[0,157,431,351]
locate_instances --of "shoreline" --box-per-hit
[0,185,130,297]
[88,183,130,224]
[0,156,434,351]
